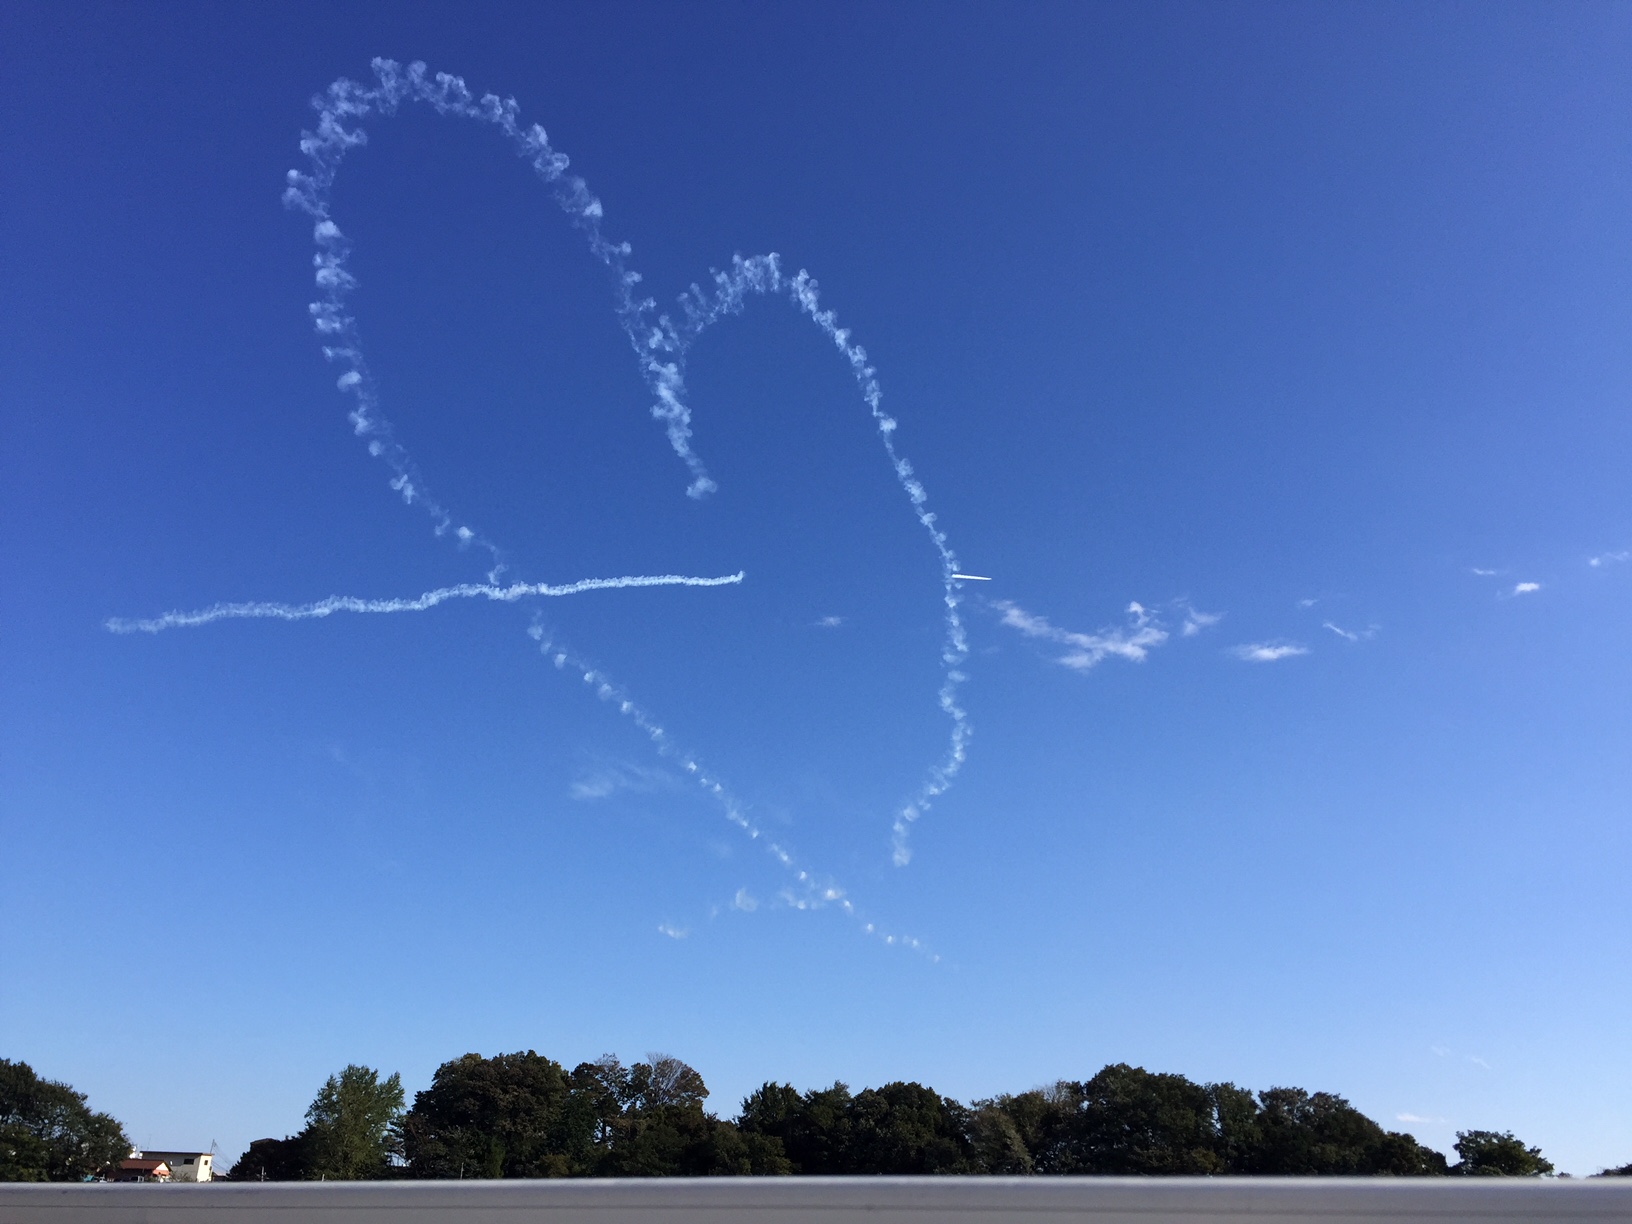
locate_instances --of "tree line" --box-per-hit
[226,1052,1589,1181]
[8,1052,1625,1182]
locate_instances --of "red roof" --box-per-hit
[115,1159,171,1178]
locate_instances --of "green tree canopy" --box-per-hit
[1450,1130,1554,1176]
[980,1068,1445,1176]
[844,1082,977,1174]
[401,1050,592,1178]
[740,1082,853,1175]
[597,1054,787,1177]
[1242,1087,1446,1175]
[219,1053,1558,1181]
[0,1059,130,1183]
[740,1079,975,1174]
[302,1064,404,1180]
[1059,1064,1225,1175]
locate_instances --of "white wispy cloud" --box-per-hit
[656,923,688,940]
[732,888,758,912]
[1323,621,1379,643]
[569,761,674,801]
[815,615,846,628]
[994,599,1169,670]
[1297,598,1318,609]
[1588,550,1629,568]
[1470,567,1499,577]
[1468,1055,1491,1069]
[1181,607,1223,637]
[1396,1113,1448,1125]
[1511,581,1541,596]
[1230,641,1309,663]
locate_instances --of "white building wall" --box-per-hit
[140,1151,212,1182]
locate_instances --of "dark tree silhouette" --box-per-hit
[0,1060,130,1183]
[218,1053,1555,1181]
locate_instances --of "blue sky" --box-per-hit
[3,0,1630,1175]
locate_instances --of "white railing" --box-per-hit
[4,1177,1632,1223]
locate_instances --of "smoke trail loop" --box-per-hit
[281,58,971,868]
[117,59,969,954]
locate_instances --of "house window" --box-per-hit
[183,1158,195,1164]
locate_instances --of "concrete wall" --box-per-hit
[3,1176,1631,1223]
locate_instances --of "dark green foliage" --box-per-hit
[401,1051,590,1178]
[845,1082,977,1174]
[740,1082,853,1174]
[967,1102,1033,1174]
[1209,1082,1264,1172]
[0,1060,130,1182]
[1597,1161,1632,1177]
[1238,1088,1446,1175]
[399,1051,789,1179]
[224,1135,310,1181]
[1450,1130,1554,1176]
[1057,1064,1226,1174]
[585,1053,780,1177]
[980,1069,1445,1177]
[221,1052,1551,1180]
[739,1080,977,1174]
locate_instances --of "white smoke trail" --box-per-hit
[281,59,970,866]
[655,256,971,866]
[527,623,937,959]
[107,58,966,952]
[106,571,744,635]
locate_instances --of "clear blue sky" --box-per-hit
[3,0,1629,1176]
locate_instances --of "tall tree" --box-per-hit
[302,1065,404,1180]
[966,1102,1033,1174]
[598,1055,787,1177]
[1449,1130,1553,1176]
[401,1051,594,1178]
[0,1060,130,1182]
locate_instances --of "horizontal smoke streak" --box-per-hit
[105,572,745,635]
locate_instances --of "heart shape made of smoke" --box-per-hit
[112,59,975,954]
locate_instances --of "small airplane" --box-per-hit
[950,573,992,581]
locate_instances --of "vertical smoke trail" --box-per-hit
[282,58,967,866]
[663,257,970,866]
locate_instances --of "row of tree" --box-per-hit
[222,1051,1600,1181]
[8,1052,1626,1182]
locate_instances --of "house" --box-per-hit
[111,1159,170,1183]
[137,1150,215,1182]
